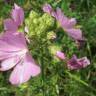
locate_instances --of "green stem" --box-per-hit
[39,47,45,96]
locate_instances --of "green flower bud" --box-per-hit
[19,83,28,90]
[41,13,54,28]
[48,44,61,55]
[48,44,63,62]
[47,31,56,40]
[29,10,39,19]
[33,18,39,24]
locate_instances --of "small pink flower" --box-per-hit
[43,4,83,41]
[67,55,90,70]
[4,4,24,31]
[56,51,66,60]
[0,31,41,85]
[55,8,83,41]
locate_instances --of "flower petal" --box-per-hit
[0,51,16,60]
[0,32,27,50]
[56,8,77,29]
[43,4,52,14]
[65,28,83,40]
[67,55,79,70]
[4,19,18,31]
[78,57,90,68]
[0,40,20,52]
[11,4,24,26]
[56,8,69,27]
[67,18,77,28]
[0,56,20,71]
[67,55,90,70]
[9,53,40,85]
[0,32,27,60]
[56,51,66,60]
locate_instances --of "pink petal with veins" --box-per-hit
[9,53,40,85]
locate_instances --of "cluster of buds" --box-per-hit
[25,11,55,38]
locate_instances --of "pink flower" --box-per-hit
[4,4,24,31]
[56,51,66,60]
[0,31,41,85]
[0,4,40,85]
[67,55,90,70]
[43,4,83,41]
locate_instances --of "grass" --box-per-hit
[0,0,96,96]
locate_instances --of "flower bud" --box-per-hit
[47,31,56,40]
[56,51,66,60]
[48,44,61,55]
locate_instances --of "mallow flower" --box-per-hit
[54,51,90,70]
[67,55,90,70]
[43,4,84,42]
[0,4,40,85]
